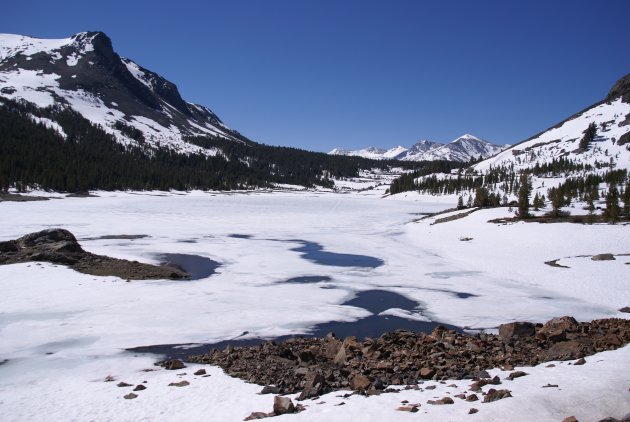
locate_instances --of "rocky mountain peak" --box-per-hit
[606,72,630,103]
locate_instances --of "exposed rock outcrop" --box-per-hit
[0,228,188,280]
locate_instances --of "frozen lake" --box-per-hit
[1,189,629,421]
[1,189,627,358]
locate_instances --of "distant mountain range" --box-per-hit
[330,134,509,162]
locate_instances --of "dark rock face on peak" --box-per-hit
[0,228,189,280]
[607,73,630,103]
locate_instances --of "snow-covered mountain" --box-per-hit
[329,145,408,160]
[329,134,507,162]
[0,32,243,155]
[473,73,630,173]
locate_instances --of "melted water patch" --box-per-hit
[129,289,460,359]
[159,254,220,280]
[290,240,384,268]
[284,276,332,284]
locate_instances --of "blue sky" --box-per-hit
[3,0,630,152]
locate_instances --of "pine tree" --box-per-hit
[457,196,464,210]
[586,192,596,224]
[604,184,620,224]
[517,173,532,218]
[623,181,630,218]
[579,122,597,150]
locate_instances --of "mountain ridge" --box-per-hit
[330,134,508,162]
[0,31,240,155]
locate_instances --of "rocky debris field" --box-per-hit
[187,317,630,400]
[0,228,189,280]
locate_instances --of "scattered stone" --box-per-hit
[591,253,615,261]
[298,372,326,400]
[350,374,371,391]
[546,364,556,368]
[476,370,491,379]
[562,417,578,422]
[104,375,115,382]
[469,408,479,414]
[244,412,270,421]
[466,394,479,402]
[260,386,281,395]
[397,405,419,412]
[187,318,630,399]
[574,357,586,365]
[419,367,436,379]
[502,364,514,371]
[540,316,578,343]
[498,321,535,341]
[194,368,207,376]
[162,359,186,370]
[117,382,132,387]
[273,396,296,415]
[483,389,512,403]
[133,385,146,391]
[123,393,138,400]
[168,380,190,387]
[542,384,559,388]
[455,393,466,399]
[506,371,528,380]
[428,397,454,405]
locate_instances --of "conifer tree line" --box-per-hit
[0,98,423,192]
[388,150,630,222]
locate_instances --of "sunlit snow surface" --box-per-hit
[1,189,629,421]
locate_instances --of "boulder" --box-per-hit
[591,254,615,261]
[419,367,436,379]
[542,341,585,361]
[498,322,535,341]
[298,372,326,400]
[483,388,512,403]
[273,396,295,415]
[540,316,578,343]
[350,374,371,391]
[428,397,454,405]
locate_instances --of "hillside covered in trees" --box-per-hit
[0,98,429,192]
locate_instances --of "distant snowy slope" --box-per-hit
[329,145,408,160]
[330,135,507,162]
[473,74,630,173]
[403,134,507,162]
[0,32,242,155]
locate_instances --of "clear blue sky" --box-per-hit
[3,0,630,152]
